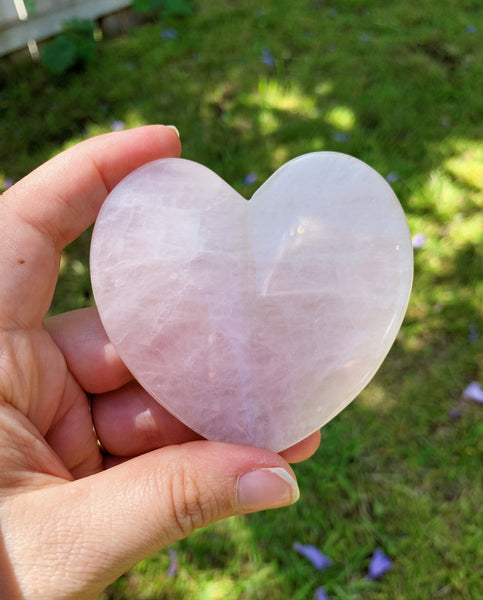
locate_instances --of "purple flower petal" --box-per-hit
[243,172,258,185]
[110,120,125,132]
[359,33,372,42]
[469,323,478,343]
[262,55,275,66]
[466,24,477,34]
[261,47,276,66]
[333,132,350,143]
[3,177,15,190]
[367,548,393,580]
[161,28,178,39]
[293,542,333,570]
[315,587,330,600]
[167,549,178,576]
[386,172,399,184]
[448,407,463,420]
[463,381,483,403]
[412,233,426,248]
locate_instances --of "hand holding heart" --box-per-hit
[0,126,318,600]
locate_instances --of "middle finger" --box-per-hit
[91,380,202,456]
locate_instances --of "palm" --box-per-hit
[0,323,101,490]
[0,156,103,484]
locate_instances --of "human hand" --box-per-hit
[0,126,320,600]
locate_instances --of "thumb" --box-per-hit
[6,441,299,599]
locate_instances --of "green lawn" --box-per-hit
[1,1,482,598]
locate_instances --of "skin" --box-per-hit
[0,125,320,600]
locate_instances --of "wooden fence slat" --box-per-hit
[0,0,21,24]
[0,0,133,57]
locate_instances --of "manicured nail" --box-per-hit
[237,467,300,510]
[166,125,180,138]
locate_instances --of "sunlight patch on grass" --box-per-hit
[241,79,319,136]
[258,108,279,134]
[314,80,334,97]
[444,142,483,191]
[325,105,356,131]
[197,578,236,599]
[357,382,396,414]
[445,212,483,247]
[270,145,290,169]
[409,167,475,222]
[241,78,317,116]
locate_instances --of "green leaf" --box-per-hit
[161,0,193,17]
[62,18,96,37]
[41,36,77,74]
[40,19,97,74]
[74,38,97,64]
[132,0,163,13]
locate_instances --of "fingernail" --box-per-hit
[166,125,180,138]
[237,467,300,510]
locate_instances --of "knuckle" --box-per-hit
[166,464,221,538]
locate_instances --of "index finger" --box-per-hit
[0,125,181,327]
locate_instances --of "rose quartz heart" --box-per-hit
[90,152,413,451]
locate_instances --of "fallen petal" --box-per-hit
[243,172,258,185]
[261,46,276,66]
[293,542,333,570]
[161,28,178,39]
[315,587,330,600]
[333,132,350,143]
[167,549,178,576]
[3,177,15,190]
[463,382,483,403]
[469,323,478,343]
[110,120,125,131]
[448,407,463,420]
[412,233,425,248]
[368,548,393,580]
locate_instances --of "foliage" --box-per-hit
[132,0,193,17]
[161,0,194,17]
[131,0,164,13]
[25,0,36,14]
[1,0,482,598]
[40,19,97,74]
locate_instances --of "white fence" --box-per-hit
[0,0,132,56]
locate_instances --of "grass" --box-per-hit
[1,0,483,598]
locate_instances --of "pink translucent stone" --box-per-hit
[90,152,413,451]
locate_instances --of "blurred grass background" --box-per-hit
[1,0,483,598]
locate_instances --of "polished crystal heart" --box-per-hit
[90,152,413,451]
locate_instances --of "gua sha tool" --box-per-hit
[90,152,413,452]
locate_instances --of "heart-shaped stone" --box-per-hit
[90,152,413,452]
